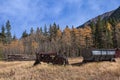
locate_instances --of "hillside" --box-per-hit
[0,58,120,80]
[78,6,120,28]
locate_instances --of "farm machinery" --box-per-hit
[33,52,69,66]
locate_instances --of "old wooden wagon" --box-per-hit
[82,48,120,62]
[7,54,35,61]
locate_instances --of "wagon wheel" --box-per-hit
[110,58,116,62]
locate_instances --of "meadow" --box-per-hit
[0,58,120,80]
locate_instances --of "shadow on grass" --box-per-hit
[71,62,86,66]
[71,60,116,66]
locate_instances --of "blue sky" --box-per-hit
[0,0,120,38]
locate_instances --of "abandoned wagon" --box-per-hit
[7,54,26,61]
[7,54,34,61]
[33,52,69,66]
[82,48,120,62]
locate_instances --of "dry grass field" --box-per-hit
[0,57,120,80]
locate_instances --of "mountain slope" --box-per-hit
[109,6,120,22]
[78,6,120,28]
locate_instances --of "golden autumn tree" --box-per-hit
[55,29,62,52]
[2,39,24,58]
[78,28,85,47]
[62,26,71,56]
[83,26,92,48]
[78,26,92,48]
[71,26,80,56]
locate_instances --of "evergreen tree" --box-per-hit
[22,30,28,38]
[40,27,43,33]
[95,17,104,48]
[109,18,118,48]
[6,20,12,44]
[90,22,96,47]
[1,25,5,35]
[44,24,48,36]
[30,27,34,35]
[13,34,17,40]
[101,20,107,48]
[49,23,58,41]
[52,23,58,39]
[57,24,60,30]
[36,27,40,35]
[0,25,6,43]
[49,24,52,41]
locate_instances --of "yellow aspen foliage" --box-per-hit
[83,26,91,37]
[62,27,71,46]
[78,28,85,46]
[71,27,80,45]
[56,29,62,39]
[106,22,112,31]
[78,26,92,47]
[72,27,79,37]
[3,40,24,54]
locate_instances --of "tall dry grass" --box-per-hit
[0,58,120,80]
